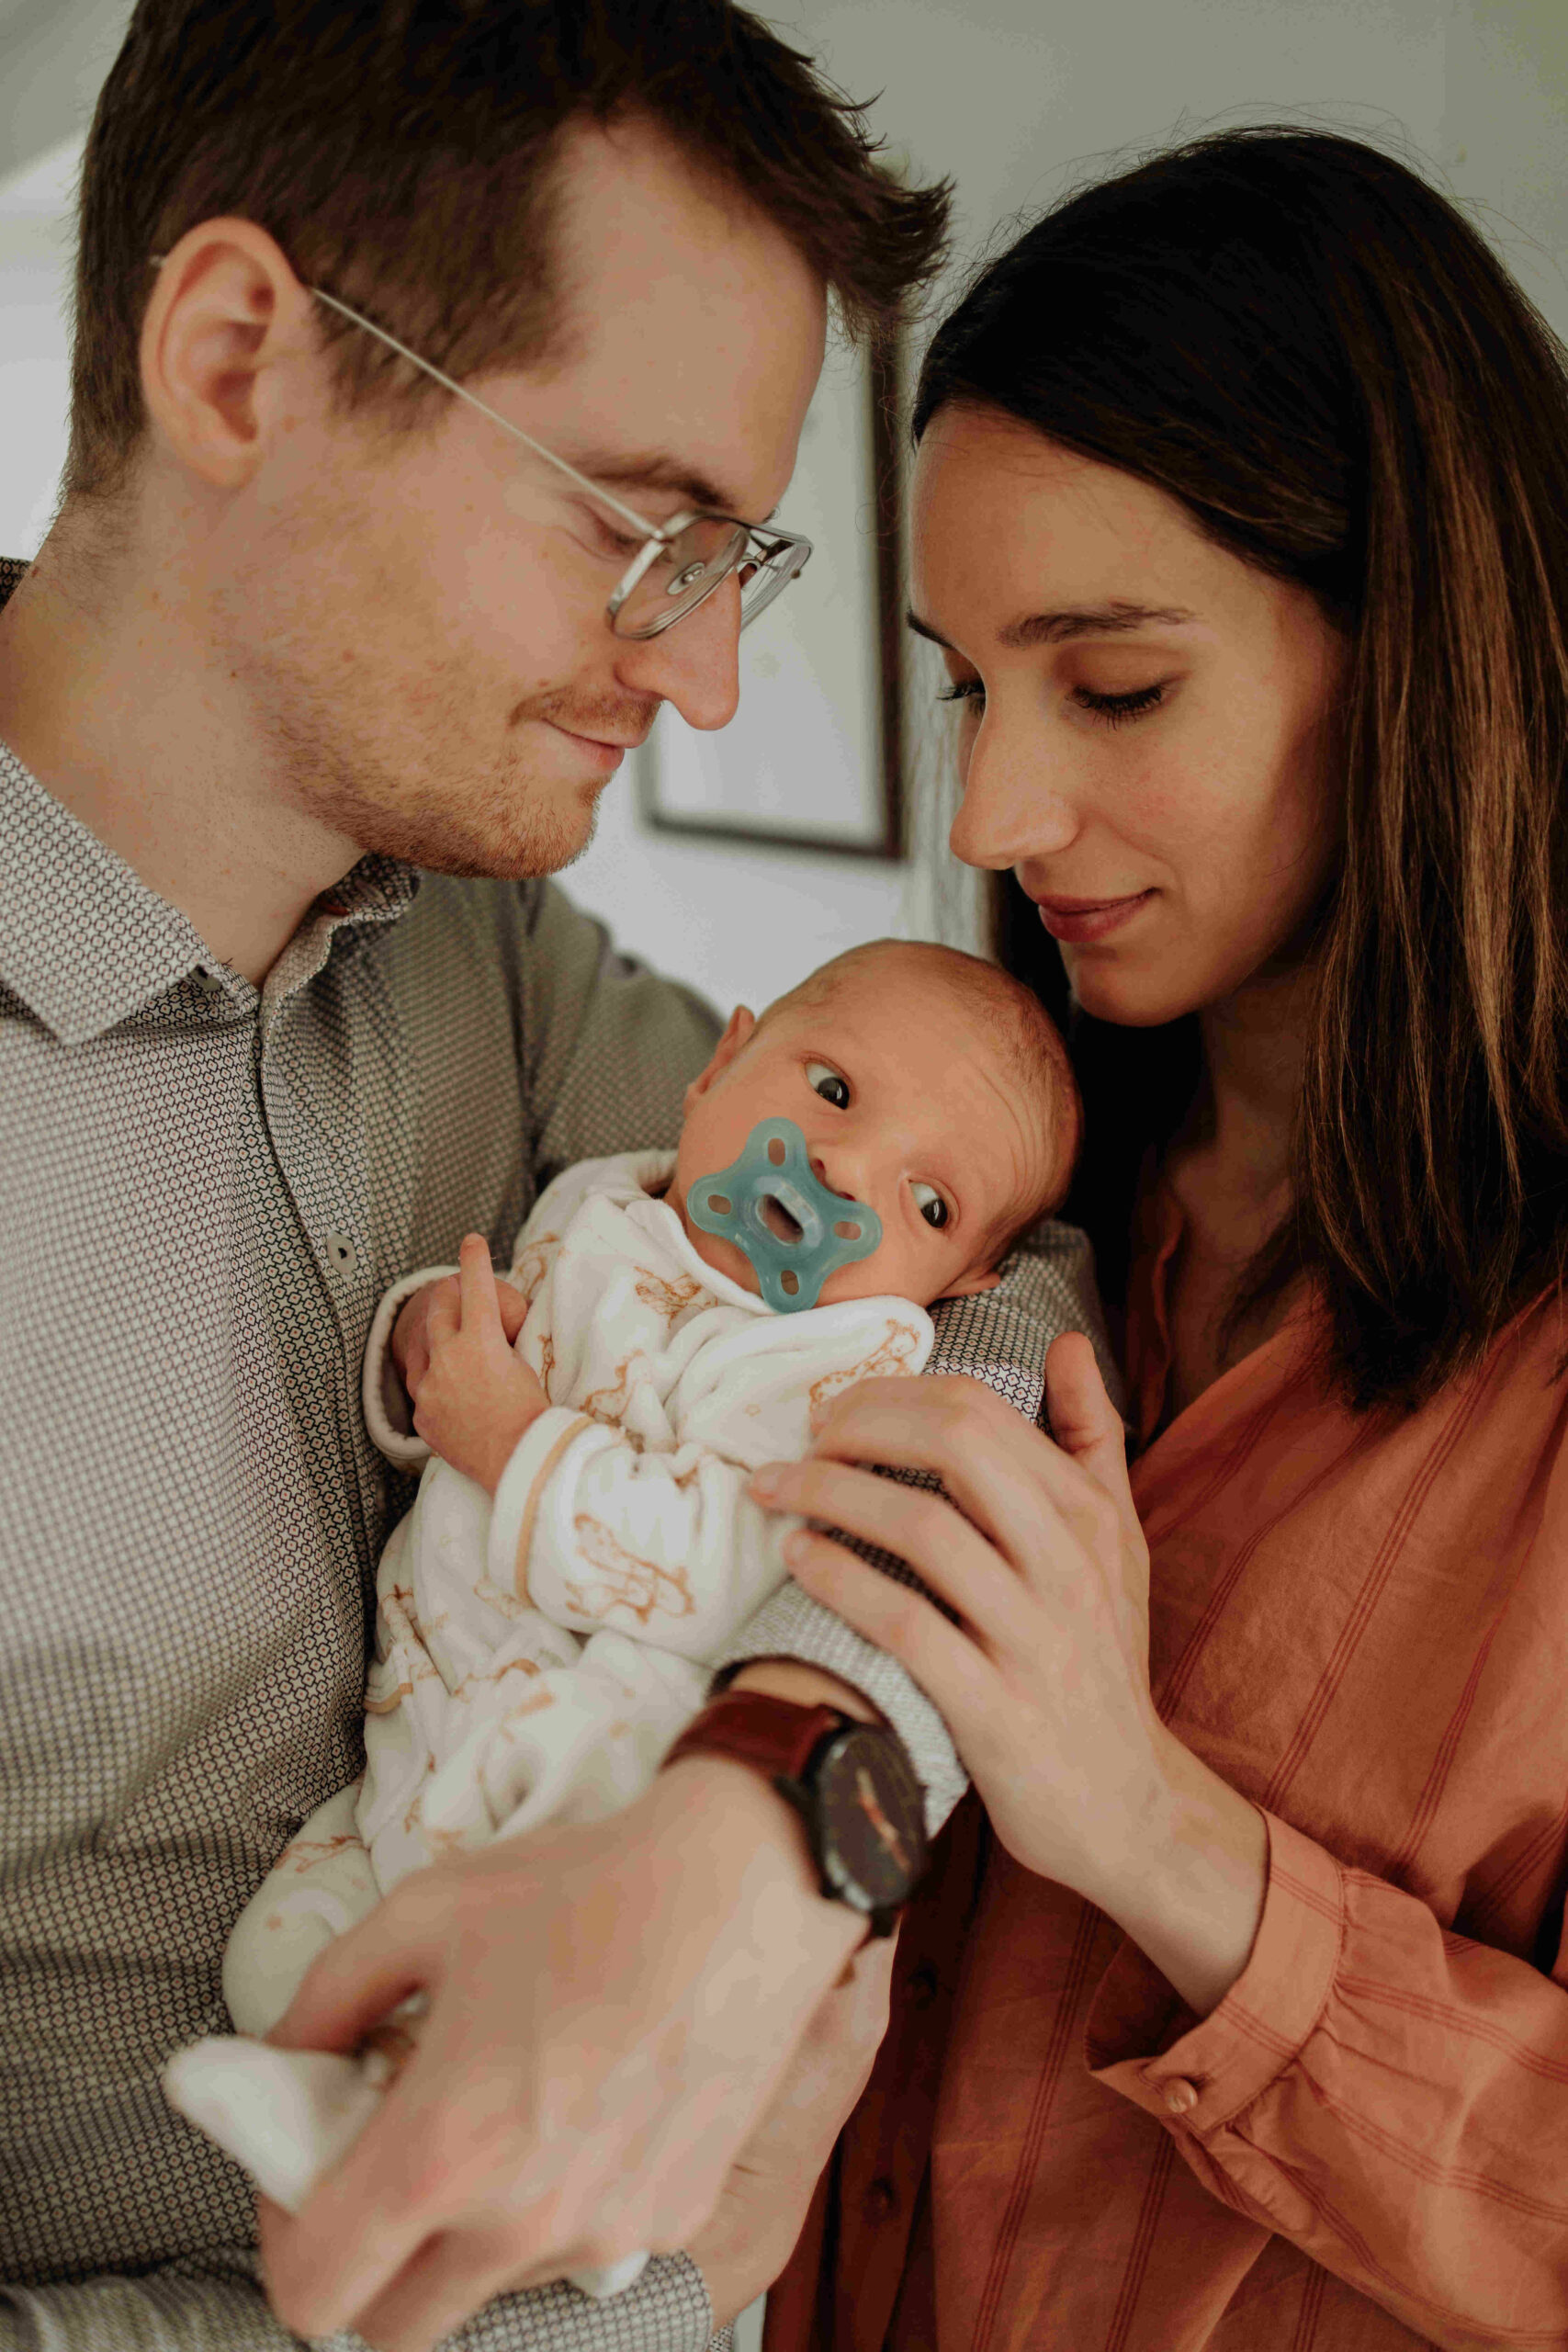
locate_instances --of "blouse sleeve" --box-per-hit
[1086,1806,1568,2350]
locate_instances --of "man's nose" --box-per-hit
[610,571,743,733]
[949,706,1079,871]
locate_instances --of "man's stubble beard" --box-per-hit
[247,647,630,882]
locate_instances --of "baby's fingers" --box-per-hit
[494,1277,530,1346]
[456,1235,502,1330]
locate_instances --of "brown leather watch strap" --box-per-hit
[662,1690,848,1783]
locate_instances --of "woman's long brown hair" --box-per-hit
[915,129,1568,1411]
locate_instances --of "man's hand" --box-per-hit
[409,1236,547,1492]
[257,1752,864,2352]
[390,1252,529,1406]
[686,1927,897,2327]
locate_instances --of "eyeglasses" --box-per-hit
[296,283,812,645]
[150,260,811,638]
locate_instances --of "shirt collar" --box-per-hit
[0,559,420,1046]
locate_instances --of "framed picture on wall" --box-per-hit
[634,336,905,860]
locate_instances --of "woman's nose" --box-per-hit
[611,572,743,733]
[948,713,1080,872]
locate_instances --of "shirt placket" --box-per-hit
[254,920,385,1593]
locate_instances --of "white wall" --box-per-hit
[6,0,1563,1013]
[0,137,78,560]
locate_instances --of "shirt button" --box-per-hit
[191,968,226,995]
[862,2177,898,2224]
[1162,2078,1201,2117]
[324,1233,360,1282]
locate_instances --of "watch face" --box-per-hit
[814,1727,928,1915]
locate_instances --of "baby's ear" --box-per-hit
[935,1265,1003,1301]
[683,1005,756,1109]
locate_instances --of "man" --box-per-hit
[0,6,1097,2347]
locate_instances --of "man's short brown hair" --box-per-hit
[67,0,952,505]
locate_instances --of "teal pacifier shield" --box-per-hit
[688,1117,882,1313]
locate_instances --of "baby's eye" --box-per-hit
[806,1061,850,1110]
[912,1182,950,1230]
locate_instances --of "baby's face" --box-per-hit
[668,967,1060,1309]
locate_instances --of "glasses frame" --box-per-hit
[309,286,812,639]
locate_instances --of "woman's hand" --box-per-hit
[749,1335,1269,2013]
[686,1929,898,2328]
[410,1237,547,1492]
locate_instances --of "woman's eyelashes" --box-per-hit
[1073,681,1168,725]
[936,674,1170,725]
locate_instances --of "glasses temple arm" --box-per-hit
[304,287,667,541]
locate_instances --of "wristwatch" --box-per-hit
[662,1690,929,1936]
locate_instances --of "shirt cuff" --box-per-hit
[361,1264,458,1468]
[711,1579,965,1837]
[1085,1809,1345,2134]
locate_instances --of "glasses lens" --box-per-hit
[614,517,747,639]
[735,534,811,631]
[612,520,811,639]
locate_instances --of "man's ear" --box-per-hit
[141,220,310,492]
[682,1006,756,1113]
[935,1264,1002,1302]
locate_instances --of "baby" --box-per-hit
[164,938,1089,2296]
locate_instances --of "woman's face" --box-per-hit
[909,404,1348,1028]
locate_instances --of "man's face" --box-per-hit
[206,114,827,877]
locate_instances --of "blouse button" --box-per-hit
[907,1961,940,2010]
[863,2177,898,2224]
[1162,2077,1201,2116]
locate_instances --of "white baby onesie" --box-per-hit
[164,1148,932,2292]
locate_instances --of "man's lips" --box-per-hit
[547,719,650,769]
[1030,888,1155,944]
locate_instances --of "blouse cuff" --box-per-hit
[361,1263,458,1467]
[1085,1809,1345,2134]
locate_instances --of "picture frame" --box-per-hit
[634,336,905,861]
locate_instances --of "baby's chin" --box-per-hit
[681,1216,763,1297]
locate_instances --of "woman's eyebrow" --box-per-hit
[907,602,1198,648]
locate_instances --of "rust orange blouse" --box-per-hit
[765,1183,1568,2352]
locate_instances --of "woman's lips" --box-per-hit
[1032,889,1155,944]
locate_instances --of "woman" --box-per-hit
[741,127,1568,2349]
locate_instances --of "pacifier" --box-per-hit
[688,1118,882,1313]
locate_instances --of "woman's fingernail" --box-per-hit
[783,1529,813,1568]
[750,1466,785,1498]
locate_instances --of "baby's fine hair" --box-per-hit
[769,938,1081,1231]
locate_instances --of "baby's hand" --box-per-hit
[392,1263,528,1402]
[412,1236,549,1492]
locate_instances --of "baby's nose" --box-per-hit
[811,1152,863,1203]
